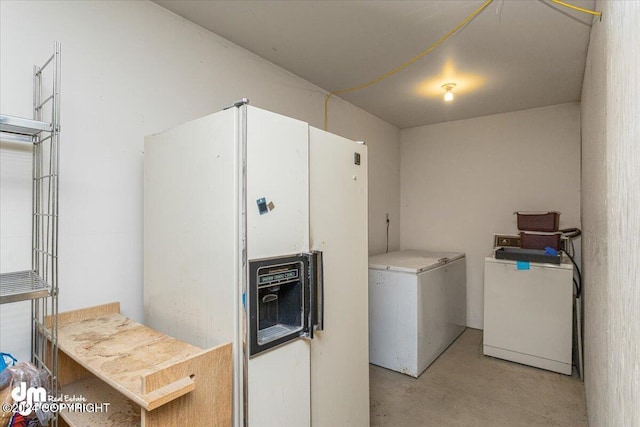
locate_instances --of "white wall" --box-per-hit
[400,103,581,329]
[0,0,400,361]
[581,1,640,425]
[330,111,400,256]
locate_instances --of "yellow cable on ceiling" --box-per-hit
[550,0,602,17]
[324,0,494,130]
[322,0,602,131]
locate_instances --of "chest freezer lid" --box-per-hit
[368,250,464,274]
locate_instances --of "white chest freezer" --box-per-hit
[368,250,467,377]
[483,255,573,375]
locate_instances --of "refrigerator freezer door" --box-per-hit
[309,127,369,427]
[246,106,311,426]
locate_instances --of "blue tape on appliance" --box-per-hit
[517,261,530,270]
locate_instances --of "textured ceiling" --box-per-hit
[154,0,596,129]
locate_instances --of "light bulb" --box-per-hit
[444,90,454,102]
[442,83,456,102]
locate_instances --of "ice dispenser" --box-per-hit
[248,252,322,357]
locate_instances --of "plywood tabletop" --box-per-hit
[57,311,203,409]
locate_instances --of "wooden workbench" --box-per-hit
[53,302,231,426]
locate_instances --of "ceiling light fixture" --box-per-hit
[442,83,456,102]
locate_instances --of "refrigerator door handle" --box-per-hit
[312,251,324,332]
[303,251,324,340]
[306,252,314,340]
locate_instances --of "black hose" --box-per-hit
[559,227,582,297]
[561,227,582,239]
[564,250,582,298]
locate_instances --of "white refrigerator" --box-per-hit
[143,103,369,426]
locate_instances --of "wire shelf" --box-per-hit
[0,114,51,136]
[0,270,50,304]
[2,42,60,426]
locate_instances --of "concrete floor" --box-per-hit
[370,329,587,426]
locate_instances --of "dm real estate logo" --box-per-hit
[10,381,47,416]
[7,380,111,416]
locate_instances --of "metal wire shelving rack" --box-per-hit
[0,42,61,426]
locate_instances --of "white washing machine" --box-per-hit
[483,255,573,375]
[368,250,466,377]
